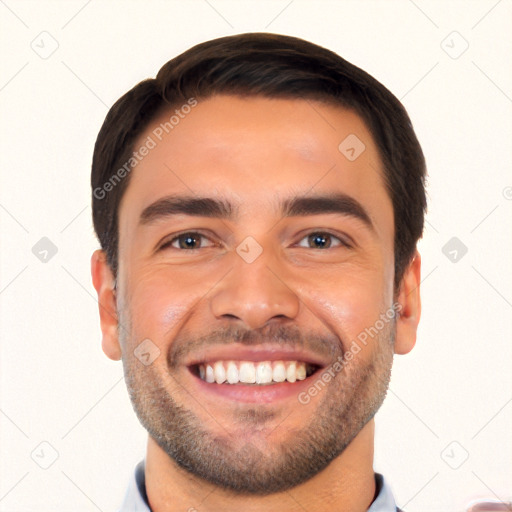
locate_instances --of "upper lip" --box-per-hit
[184,344,330,368]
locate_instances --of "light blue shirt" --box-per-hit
[117,460,399,511]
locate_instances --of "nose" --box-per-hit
[209,250,301,330]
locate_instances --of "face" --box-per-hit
[95,95,419,494]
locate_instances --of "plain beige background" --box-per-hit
[1,1,511,510]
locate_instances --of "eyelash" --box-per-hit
[159,231,216,251]
[158,230,353,251]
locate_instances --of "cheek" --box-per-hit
[122,265,201,342]
[305,265,389,353]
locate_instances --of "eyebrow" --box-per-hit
[139,193,374,231]
[139,196,234,225]
[282,194,374,230]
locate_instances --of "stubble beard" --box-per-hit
[120,313,395,495]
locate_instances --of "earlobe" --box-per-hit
[91,249,122,361]
[394,251,422,355]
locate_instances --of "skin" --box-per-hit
[91,95,421,512]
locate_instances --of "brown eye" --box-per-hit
[160,232,214,250]
[297,232,348,249]
[307,233,332,248]
[177,233,201,249]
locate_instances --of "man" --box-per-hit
[91,33,425,511]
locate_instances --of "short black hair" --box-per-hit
[91,32,427,289]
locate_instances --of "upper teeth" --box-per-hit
[198,360,310,385]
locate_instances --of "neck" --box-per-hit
[145,420,377,512]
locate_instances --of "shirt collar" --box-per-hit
[118,459,151,512]
[368,473,399,512]
[118,460,398,512]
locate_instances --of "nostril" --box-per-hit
[221,314,240,321]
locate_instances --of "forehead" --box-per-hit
[118,95,391,231]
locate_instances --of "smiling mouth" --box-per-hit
[189,360,321,386]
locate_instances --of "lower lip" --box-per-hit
[188,368,320,404]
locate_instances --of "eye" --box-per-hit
[296,232,350,249]
[159,232,215,250]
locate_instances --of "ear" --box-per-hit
[394,250,422,355]
[91,249,121,361]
